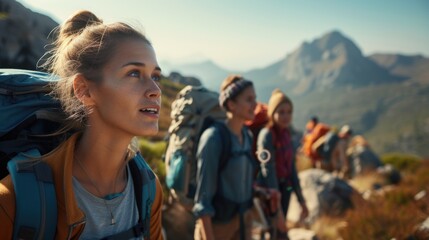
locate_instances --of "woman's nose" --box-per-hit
[145,79,161,99]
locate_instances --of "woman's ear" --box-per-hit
[226,100,235,112]
[73,74,95,106]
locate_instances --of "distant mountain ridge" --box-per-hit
[164,31,429,157]
[369,53,429,85]
[161,59,236,91]
[164,31,418,99]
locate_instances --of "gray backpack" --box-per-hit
[165,85,227,206]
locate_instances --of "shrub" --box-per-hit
[381,152,422,172]
[339,199,424,240]
[138,138,166,174]
[339,160,429,240]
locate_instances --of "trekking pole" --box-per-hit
[255,149,274,239]
[271,213,278,240]
[253,197,269,240]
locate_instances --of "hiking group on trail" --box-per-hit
[163,76,363,240]
[0,8,376,240]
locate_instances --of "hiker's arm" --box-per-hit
[290,158,304,201]
[150,177,164,240]
[197,215,215,240]
[290,158,308,217]
[256,128,278,189]
[193,127,222,218]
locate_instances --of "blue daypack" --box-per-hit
[0,69,157,240]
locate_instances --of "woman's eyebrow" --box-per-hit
[122,62,145,67]
[122,62,162,71]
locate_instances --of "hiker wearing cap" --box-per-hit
[257,89,309,239]
[193,75,257,240]
[305,116,319,135]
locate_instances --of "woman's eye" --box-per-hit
[128,70,141,78]
[152,75,161,82]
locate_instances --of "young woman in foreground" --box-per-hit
[0,10,163,239]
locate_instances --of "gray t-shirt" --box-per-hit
[72,166,140,240]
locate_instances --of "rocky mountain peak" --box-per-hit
[317,30,361,52]
[275,30,398,95]
[292,30,363,66]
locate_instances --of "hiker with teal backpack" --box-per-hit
[257,89,309,240]
[192,75,258,240]
[0,10,163,239]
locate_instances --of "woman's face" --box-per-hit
[87,39,162,137]
[229,86,257,122]
[273,101,292,129]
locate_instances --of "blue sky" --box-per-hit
[19,0,429,71]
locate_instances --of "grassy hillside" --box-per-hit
[292,82,429,157]
[150,75,429,158]
[337,155,429,240]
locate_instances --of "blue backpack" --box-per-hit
[0,69,156,240]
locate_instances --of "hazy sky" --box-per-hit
[19,0,429,71]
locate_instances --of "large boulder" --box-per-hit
[287,169,355,224]
[289,228,319,240]
[0,0,58,69]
